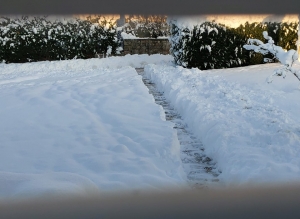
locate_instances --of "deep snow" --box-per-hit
[1,54,300,199]
[0,55,186,198]
[144,62,300,185]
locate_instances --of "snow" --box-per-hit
[121,32,138,39]
[120,32,168,39]
[0,55,184,199]
[144,62,300,185]
[243,31,300,82]
[1,53,300,198]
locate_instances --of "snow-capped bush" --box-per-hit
[169,20,298,70]
[169,21,248,70]
[244,31,300,82]
[234,22,298,64]
[0,16,122,63]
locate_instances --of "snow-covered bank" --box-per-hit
[0,54,173,75]
[2,52,300,197]
[144,62,300,185]
[0,55,185,198]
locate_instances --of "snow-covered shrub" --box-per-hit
[170,21,248,70]
[277,22,299,51]
[0,16,122,63]
[170,20,299,70]
[121,15,169,38]
[234,22,298,64]
[244,31,300,82]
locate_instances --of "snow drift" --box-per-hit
[144,62,300,185]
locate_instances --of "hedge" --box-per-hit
[170,21,299,70]
[0,16,122,63]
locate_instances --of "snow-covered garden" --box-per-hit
[1,15,300,199]
[0,55,187,198]
[145,59,300,185]
[1,53,300,198]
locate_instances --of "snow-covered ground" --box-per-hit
[1,54,300,199]
[144,62,300,185]
[0,55,186,199]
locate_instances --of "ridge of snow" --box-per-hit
[144,62,300,185]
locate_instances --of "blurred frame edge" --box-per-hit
[0,0,300,15]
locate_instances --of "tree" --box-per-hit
[243,31,300,83]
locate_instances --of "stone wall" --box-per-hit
[122,39,170,55]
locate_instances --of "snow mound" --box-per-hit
[144,63,300,185]
[0,55,184,199]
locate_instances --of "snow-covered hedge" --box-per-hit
[170,22,249,69]
[235,22,299,64]
[170,21,299,70]
[0,16,122,63]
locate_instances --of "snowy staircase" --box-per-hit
[136,68,220,188]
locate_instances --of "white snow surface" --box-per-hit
[121,32,139,39]
[0,55,185,199]
[144,62,300,185]
[2,53,300,198]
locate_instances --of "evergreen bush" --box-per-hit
[170,20,299,70]
[243,31,300,83]
[0,16,122,63]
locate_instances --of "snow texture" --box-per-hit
[0,55,185,199]
[243,31,300,82]
[2,53,300,198]
[144,62,300,185]
[121,32,138,39]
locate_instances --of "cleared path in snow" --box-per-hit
[143,63,300,185]
[136,68,220,188]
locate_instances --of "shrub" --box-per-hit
[244,31,300,83]
[170,20,299,70]
[170,21,249,69]
[0,16,122,63]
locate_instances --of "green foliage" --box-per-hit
[170,21,299,70]
[170,22,249,70]
[278,22,298,50]
[0,16,122,63]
